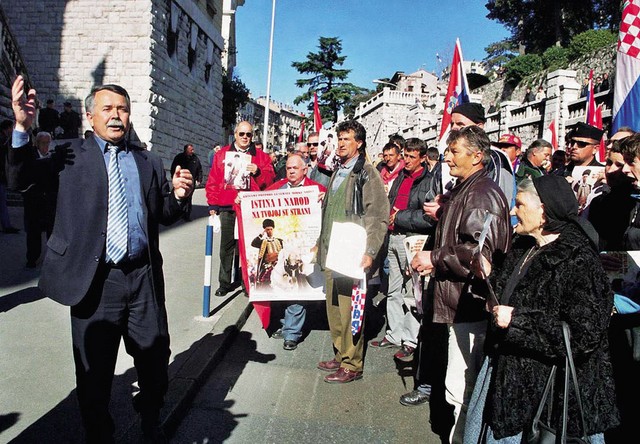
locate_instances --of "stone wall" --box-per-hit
[3,0,224,170]
[148,0,223,165]
[477,43,617,107]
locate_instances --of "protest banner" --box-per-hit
[236,186,325,302]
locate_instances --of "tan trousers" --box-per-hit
[325,271,364,372]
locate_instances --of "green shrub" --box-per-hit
[568,29,617,60]
[542,46,569,70]
[504,54,544,82]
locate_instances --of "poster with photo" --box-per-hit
[570,166,605,213]
[236,187,325,302]
[317,129,340,172]
[223,151,251,190]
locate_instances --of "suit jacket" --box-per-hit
[8,136,185,306]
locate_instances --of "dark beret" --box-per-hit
[262,218,275,228]
[451,102,486,124]
[573,122,605,142]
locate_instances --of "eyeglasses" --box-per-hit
[569,139,595,148]
[237,132,252,138]
[307,142,319,147]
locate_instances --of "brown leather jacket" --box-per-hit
[431,168,512,323]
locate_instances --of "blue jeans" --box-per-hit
[281,303,305,342]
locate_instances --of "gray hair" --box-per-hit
[35,131,52,143]
[526,139,552,158]
[85,84,131,114]
[517,177,542,206]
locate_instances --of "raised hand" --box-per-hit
[12,75,37,132]
[172,165,194,200]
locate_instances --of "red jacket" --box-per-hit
[206,143,275,211]
[266,176,327,193]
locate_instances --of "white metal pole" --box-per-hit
[262,0,276,150]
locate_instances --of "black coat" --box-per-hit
[8,137,185,306]
[387,162,441,236]
[486,227,620,439]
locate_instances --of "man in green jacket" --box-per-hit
[316,120,389,384]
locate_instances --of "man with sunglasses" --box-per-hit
[206,121,275,296]
[566,122,605,174]
[308,131,331,187]
[307,132,320,170]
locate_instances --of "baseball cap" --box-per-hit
[494,133,522,149]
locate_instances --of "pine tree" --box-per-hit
[292,36,366,124]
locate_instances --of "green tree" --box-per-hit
[485,0,620,54]
[567,29,617,60]
[292,36,367,124]
[221,71,250,130]
[483,39,518,74]
[504,53,543,83]
[342,90,376,119]
[541,45,569,70]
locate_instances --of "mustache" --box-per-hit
[107,118,125,129]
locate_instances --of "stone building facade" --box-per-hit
[2,0,240,170]
[237,96,304,151]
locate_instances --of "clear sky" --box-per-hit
[234,0,510,113]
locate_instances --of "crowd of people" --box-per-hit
[205,101,638,444]
[6,67,639,443]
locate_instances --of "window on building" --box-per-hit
[167,2,180,58]
[188,22,198,71]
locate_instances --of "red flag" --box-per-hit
[438,39,470,145]
[595,105,606,162]
[548,119,558,151]
[297,119,305,142]
[313,92,323,132]
[586,69,597,126]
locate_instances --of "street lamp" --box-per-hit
[372,79,397,89]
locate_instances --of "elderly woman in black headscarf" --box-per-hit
[464,175,619,443]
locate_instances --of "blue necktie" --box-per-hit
[106,144,128,263]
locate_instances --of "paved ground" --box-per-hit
[172,301,442,444]
[0,188,445,444]
[0,189,236,443]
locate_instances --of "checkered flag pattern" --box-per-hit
[619,1,640,58]
[350,277,366,336]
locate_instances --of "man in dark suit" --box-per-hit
[9,75,193,443]
[20,131,59,268]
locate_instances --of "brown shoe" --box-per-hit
[324,367,363,384]
[317,359,341,372]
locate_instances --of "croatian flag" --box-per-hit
[545,118,558,151]
[438,38,470,149]
[612,0,640,132]
[313,92,323,132]
[596,105,606,162]
[585,69,597,126]
[297,119,305,142]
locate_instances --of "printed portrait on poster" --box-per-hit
[237,187,325,302]
[223,151,251,190]
[571,165,605,213]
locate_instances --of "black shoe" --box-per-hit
[271,328,284,339]
[3,227,19,234]
[399,387,431,406]
[283,340,298,351]
[214,287,229,296]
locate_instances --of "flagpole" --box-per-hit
[262,0,276,150]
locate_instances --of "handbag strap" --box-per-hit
[531,364,557,428]
[561,321,590,442]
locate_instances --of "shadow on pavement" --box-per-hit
[168,330,276,443]
[0,413,20,435]
[0,286,45,313]
[7,323,266,443]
